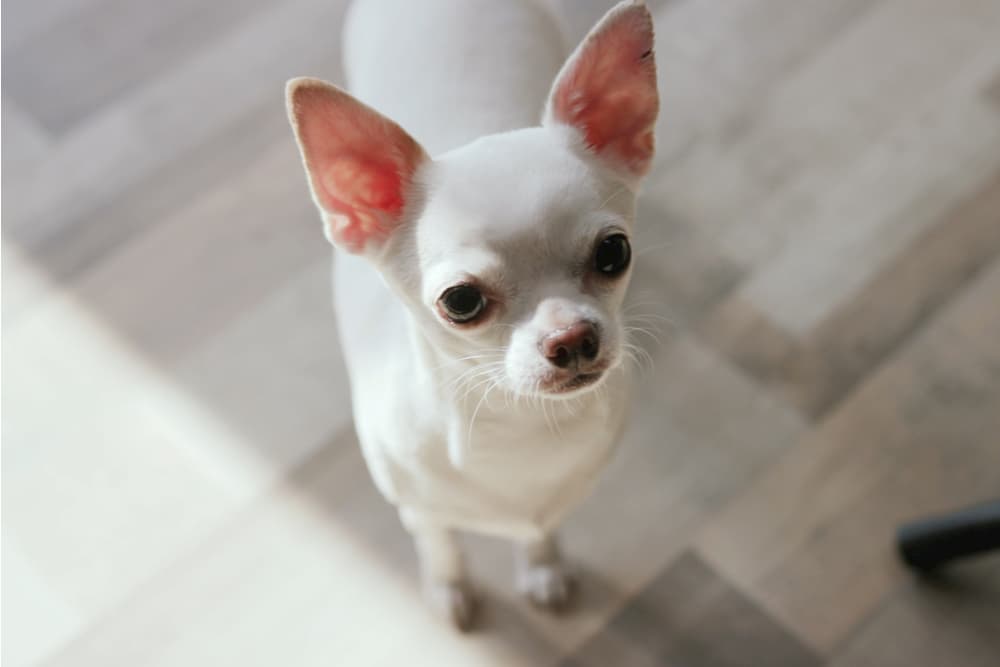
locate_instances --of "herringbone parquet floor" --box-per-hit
[3,1,999,665]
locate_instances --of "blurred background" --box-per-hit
[3,0,999,665]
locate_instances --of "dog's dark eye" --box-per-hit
[593,233,631,276]
[439,284,487,323]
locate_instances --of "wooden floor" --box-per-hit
[3,0,1000,665]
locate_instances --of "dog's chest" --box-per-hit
[371,372,627,540]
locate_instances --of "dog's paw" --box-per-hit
[427,580,478,632]
[518,563,577,612]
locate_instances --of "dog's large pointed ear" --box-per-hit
[543,1,658,181]
[286,78,428,254]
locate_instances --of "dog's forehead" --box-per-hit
[418,127,618,246]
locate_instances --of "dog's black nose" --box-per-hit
[541,322,600,369]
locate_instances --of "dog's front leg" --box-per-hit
[514,533,577,612]
[401,511,477,631]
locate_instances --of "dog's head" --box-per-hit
[287,2,658,399]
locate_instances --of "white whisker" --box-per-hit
[466,383,493,449]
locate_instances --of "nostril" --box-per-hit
[542,322,601,368]
[551,346,572,369]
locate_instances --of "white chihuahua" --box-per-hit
[286,0,658,629]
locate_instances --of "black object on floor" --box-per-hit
[897,500,1000,571]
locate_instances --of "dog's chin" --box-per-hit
[534,363,611,400]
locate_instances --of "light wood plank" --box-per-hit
[565,552,821,667]
[1,538,83,667]
[2,245,57,331]
[829,557,1000,667]
[173,258,353,472]
[696,258,1000,653]
[740,88,1000,335]
[648,0,1000,270]
[0,0,96,52]
[1,100,51,174]
[16,100,290,282]
[3,0,278,134]
[647,0,876,165]
[702,168,1000,416]
[59,138,325,364]
[2,292,266,648]
[3,0,350,253]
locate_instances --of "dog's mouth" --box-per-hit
[561,372,602,391]
[539,365,609,397]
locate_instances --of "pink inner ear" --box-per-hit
[316,152,406,251]
[291,83,425,252]
[549,4,659,177]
